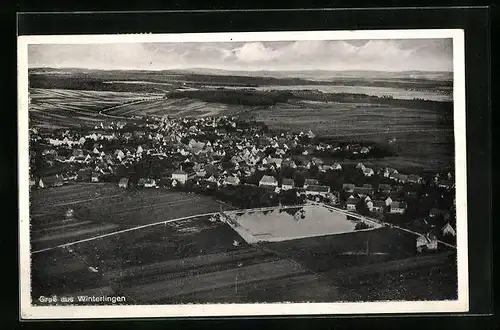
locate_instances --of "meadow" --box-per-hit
[28,88,162,128]
[31,212,339,304]
[238,101,455,170]
[30,183,227,251]
[107,97,252,118]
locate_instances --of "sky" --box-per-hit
[28,38,453,72]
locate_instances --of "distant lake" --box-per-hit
[104,80,451,102]
[225,85,452,102]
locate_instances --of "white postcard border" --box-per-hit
[18,29,468,319]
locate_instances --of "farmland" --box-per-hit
[31,213,340,305]
[262,227,458,302]
[31,202,457,304]
[238,101,454,170]
[106,97,253,118]
[30,183,228,251]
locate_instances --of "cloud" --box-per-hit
[28,38,454,72]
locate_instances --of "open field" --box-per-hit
[31,209,457,304]
[30,185,457,304]
[263,227,458,301]
[239,101,454,170]
[228,205,382,243]
[30,183,228,251]
[106,97,253,118]
[28,88,162,128]
[226,84,452,102]
[32,214,340,304]
[264,226,419,272]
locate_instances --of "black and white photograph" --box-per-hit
[18,29,468,319]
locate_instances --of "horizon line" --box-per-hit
[28,66,454,74]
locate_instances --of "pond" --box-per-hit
[227,205,380,243]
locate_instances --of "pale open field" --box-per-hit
[106,97,252,118]
[228,205,381,243]
[28,88,162,128]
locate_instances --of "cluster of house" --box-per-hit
[32,116,455,217]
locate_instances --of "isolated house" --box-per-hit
[442,223,456,237]
[91,172,100,182]
[118,177,129,188]
[38,175,63,188]
[281,178,295,190]
[416,233,438,252]
[259,175,278,188]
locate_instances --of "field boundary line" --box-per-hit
[31,211,219,255]
[32,193,126,208]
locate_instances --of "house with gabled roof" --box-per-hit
[346,197,359,211]
[304,178,319,188]
[91,172,100,182]
[281,178,295,190]
[372,200,386,213]
[390,173,409,183]
[408,174,423,184]
[306,185,330,196]
[224,176,240,186]
[390,201,407,214]
[442,223,456,237]
[118,178,129,188]
[259,175,278,188]
[353,186,374,197]
[38,175,63,188]
[363,167,375,177]
[416,233,438,252]
[378,183,392,194]
[356,162,366,170]
[332,162,342,170]
[343,183,355,193]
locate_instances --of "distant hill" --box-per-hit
[29,67,452,81]
[29,67,453,92]
[167,68,453,81]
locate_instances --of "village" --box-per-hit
[29,115,457,250]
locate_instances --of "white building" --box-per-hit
[172,169,188,185]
